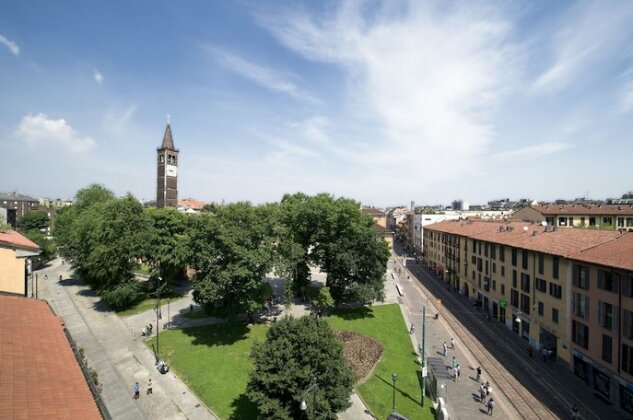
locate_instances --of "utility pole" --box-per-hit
[156,276,161,361]
[421,305,426,407]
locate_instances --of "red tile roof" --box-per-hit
[178,198,208,210]
[0,296,101,419]
[425,220,633,269]
[361,207,385,217]
[531,204,633,216]
[0,230,40,251]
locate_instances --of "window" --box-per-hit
[536,278,547,293]
[623,275,633,298]
[492,262,496,273]
[623,344,633,375]
[478,241,482,255]
[574,266,590,290]
[520,273,531,293]
[553,257,559,279]
[522,250,529,270]
[484,243,489,257]
[572,320,589,349]
[598,301,617,331]
[501,266,505,277]
[520,294,530,314]
[510,289,519,307]
[499,246,505,262]
[623,310,633,340]
[618,218,625,228]
[603,216,613,226]
[589,217,596,227]
[492,280,496,291]
[484,277,490,292]
[538,301,544,316]
[485,260,489,275]
[559,217,567,226]
[572,293,590,318]
[598,270,619,293]
[491,244,496,260]
[580,217,586,226]
[552,308,559,324]
[501,284,505,295]
[603,335,613,363]
[477,258,483,272]
[512,248,517,266]
[538,254,544,275]
[512,270,517,288]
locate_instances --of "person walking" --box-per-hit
[456,364,461,380]
[487,397,495,415]
[410,324,415,334]
[453,366,458,382]
[443,341,448,357]
[480,383,486,404]
[147,378,153,395]
[451,337,455,350]
[476,366,482,382]
[133,382,141,399]
[486,382,492,399]
[451,356,457,369]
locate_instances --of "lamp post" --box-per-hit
[421,305,426,407]
[300,378,318,418]
[391,372,398,412]
[156,276,162,360]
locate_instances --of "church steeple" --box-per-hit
[160,124,176,150]
[156,121,179,208]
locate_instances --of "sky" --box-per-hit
[1,1,633,207]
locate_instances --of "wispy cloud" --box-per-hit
[620,77,633,113]
[93,69,104,84]
[0,34,19,55]
[204,46,318,102]
[489,142,572,161]
[16,113,95,153]
[258,2,521,178]
[531,2,633,94]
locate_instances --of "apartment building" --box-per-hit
[513,204,633,231]
[423,220,633,414]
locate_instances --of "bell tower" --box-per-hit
[157,122,179,208]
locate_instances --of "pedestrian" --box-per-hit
[451,338,455,350]
[59,275,62,281]
[190,303,194,312]
[453,366,458,382]
[133,382,140,399]
[44,274,48,281]
[456,364,461,380]
[443,341,448,357]
[149,323,153,333]
[480,384,486,404]
[451,356,457,369]
[487,397,495,415]
[147,378,153,395]
[486,382,492,398]
[476,366,482,382]
[410,324,415,334]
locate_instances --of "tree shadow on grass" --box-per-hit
[375,374,422,408]
[180,321,251,347]
[229,392,259,420]
[331,306,375,320]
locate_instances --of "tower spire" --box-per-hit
[160,122,175,150]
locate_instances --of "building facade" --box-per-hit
[513,204,633,231]
[423,220,633,415]
[0,192,39,226]
[0,230,40,296]
[157,124,179,208]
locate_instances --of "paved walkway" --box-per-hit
[36,258,218,420]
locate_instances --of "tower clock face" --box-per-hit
[166,164,178,177]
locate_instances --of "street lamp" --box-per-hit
[155,275,169,374]
[391,372,398,412]
[300,378,318,418]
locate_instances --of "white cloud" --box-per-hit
[531,3,633,94]
[258,2,521,179]
[204,46,318,102]
[16,113,95,153]
[93,70,104,84]
[0,34,19,55]
[489,142,572,161]
[620,79,633,113]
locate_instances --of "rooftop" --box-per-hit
[0,296,101,419]
[0,192,38,202]
[0,230,41,251]
[425,220,633,271]
[531,204,633,216]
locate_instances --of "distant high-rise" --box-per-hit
[156,123,179,208]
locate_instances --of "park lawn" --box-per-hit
[146,322,268,419]
[328,304,434,420]
[116,295,186,317]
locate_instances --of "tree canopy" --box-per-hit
[246,316,354,419]
[19,210,49,232]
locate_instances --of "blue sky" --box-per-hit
[1,1,633,207]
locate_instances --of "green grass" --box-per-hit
[183,306,240,320]
[146,304,432,420]
[116,294,186,317]
[329,304,433,420]
[146,322,267,419]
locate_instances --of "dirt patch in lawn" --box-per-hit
[335,330,384,385]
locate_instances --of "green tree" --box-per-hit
[24,230,56,264]
[314,286,334,315]
[246,316,354,419]
[18,210,49,232]
[189,203,276,319]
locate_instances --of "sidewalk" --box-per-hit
[37,258,218,420]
